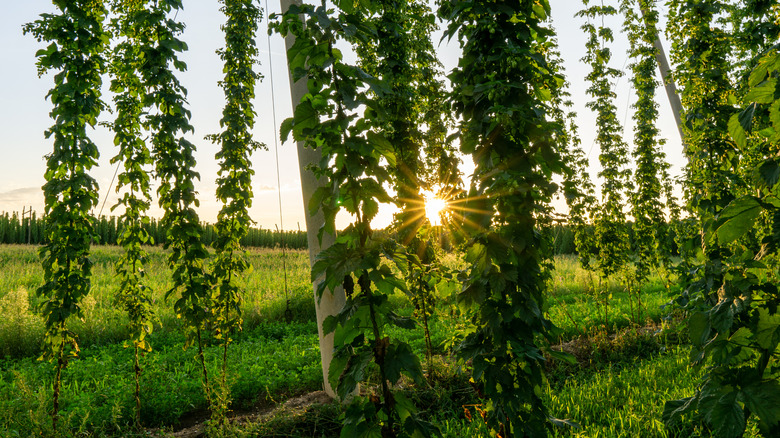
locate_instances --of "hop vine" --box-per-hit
[273,2,437,436]
[106,0,158,427]
[206,0,264,423]
[663,1,780,436]
[138,0,213,407]
[23,0,108,430]
[439,0,566,435]
[621,0,673,319]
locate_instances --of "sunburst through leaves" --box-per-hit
[423,189,448,226]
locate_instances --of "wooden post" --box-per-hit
[22,206,32,244]
[278,0,346,400]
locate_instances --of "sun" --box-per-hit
[423,191,448,226]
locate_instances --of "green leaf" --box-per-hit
[688,311,712,347]
[749,58,769,87]
[532,2,548,20]
[383,342,424,385]
[457,282,486,311]
[393,392,416,422]
[662,396,697,428]
[465,242,488,273]
[755,307,780,351]
[755,159,780,189]
[308,186,330,219]
[707,391,745,438]
[366,131,396,166]
[547,349,577,365]
[728,114,747,148]
[745,78,777,104]
[340,398,381,437]
[334,348,372,400]
[387,311,416,330]
[710,299,735,334]
[403,413,442,438]
[292,99,317,138]
[362,198,379,222]
[370,270,408,296]
[739,103,757,132]
[280,117,294,143]
[716,196,762,244]
[323,315,339,335]
[743,380,780,429]
[728,105,755,149]
[770,100,780,135]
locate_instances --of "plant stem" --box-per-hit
[220,304,229,426]
[134,345,141,428]
[366,287,396,437]
[52,330,68,433]
[636,280,644,324]
[196,327,211,406]
[419,284,434,379]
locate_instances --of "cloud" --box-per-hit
[256,185,276,192]
[0,187,44,213]
[0,187,42,202]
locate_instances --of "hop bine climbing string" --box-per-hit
[263,0,291,322]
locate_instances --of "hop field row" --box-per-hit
[0,244,746,437]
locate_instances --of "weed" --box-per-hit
[0,287,42,358]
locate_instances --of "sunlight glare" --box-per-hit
[424,191,447,226]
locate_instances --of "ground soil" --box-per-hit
[150,391,334,438]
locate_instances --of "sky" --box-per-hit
[0,1,685,231]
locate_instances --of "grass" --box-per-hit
[0,244,697,437]
[546,255,679,340]
[547,345,698,437]
[242,342,717,438]
[431,346,699,438]
[0,245,314,359]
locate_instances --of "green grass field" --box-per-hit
[0,244,722,437]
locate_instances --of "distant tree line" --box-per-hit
[0,209,687,257]
[0,211,307,249]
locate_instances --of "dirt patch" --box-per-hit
[150,391,334,438]
[547,321,675,372]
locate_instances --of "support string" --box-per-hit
[263,0,291,321]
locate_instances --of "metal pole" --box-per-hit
[277,0,346,400]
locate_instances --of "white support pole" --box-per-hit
[650,35,685,147]
[278,0,345,400]
[639,1,686,150]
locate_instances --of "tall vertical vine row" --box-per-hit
[353,0,453,377]
[711,43,780,438]
[577,1,632,327]
[273,3,437,436]
[563,106,598,272]
[548,35,598,273]
[23,0,108,430]
[621,0,672,318]
[439,0,565,435]
[138,0,212,404]
[206,0,263,422]
[662,1,780,436]
[665,0,737,277]
[106,0,157,427]
[355,0,425,243]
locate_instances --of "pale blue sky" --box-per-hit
[0,1,684,230]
